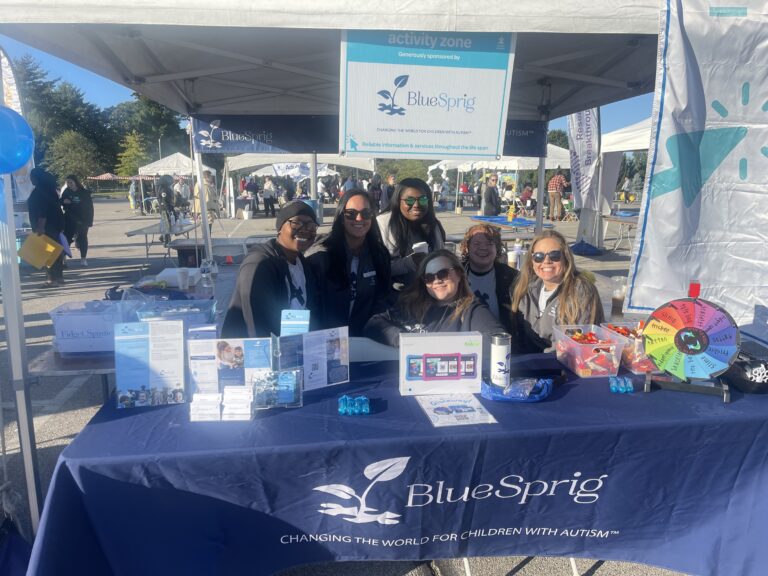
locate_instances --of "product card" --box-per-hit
[399,332,483,395]
[415,394,497,427]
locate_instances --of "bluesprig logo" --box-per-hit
[377,76,409,116]
[314,457,409,525]
[197,119,223,149]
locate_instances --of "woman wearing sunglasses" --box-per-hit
[376,177,446,286]
[306,190,392,336]
[365,250,505,362]
[222,201,321,338]
[510,230,604,352]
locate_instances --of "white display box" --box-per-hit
[50,301,140,354]
[399,332,483,395]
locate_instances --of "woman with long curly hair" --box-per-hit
[306,189,391,336]
[510,230,604,352]
[376,177,446,287]
[364,249,504,365]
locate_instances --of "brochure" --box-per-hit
[115,321,185,408]
[414,394,498,428]
[188,337,272,394]
[280,309,311,336]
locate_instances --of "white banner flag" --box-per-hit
[1,46,34,205]
[626,1,768,343]
[567,108,600,211]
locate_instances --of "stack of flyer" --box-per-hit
[189,393,222,421]
[222,385,254,421]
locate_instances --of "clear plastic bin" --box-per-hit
[136,299,216,325]
[601,321,657,374]
[552,324,626,378]
[50,301,140,354]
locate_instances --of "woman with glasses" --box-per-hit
[306,190,391,336]
[222,201,320,338]
[510,230,604,352]
[364,250,505,362]
[459,224,518,334]
[376,177,446,287]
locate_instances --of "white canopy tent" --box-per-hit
[138,152,216,176]
[602,117,652,153]
[429,144,571,174]
[227,154,373,173]
[0,1,661,532]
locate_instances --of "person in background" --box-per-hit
[367,174,383,212]
[364,249,506,366]
[376,177,446,287]
[262,176,277,217]
[343,176,357,193]
[379,174,395,213]
[482,173,501,216]
[27,168,65,287]
[459,224,518,334]
[547,169,569,221]
[509,230,603,352]
[222,201,320,338]
[61,175,95,267]
[307,189,391,336]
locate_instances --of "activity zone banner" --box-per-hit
[340,30,516,159]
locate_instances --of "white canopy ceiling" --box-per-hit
[601,117,652,153]
[138,152,216,176]
[227,153,373,173]
[0,1,659,123]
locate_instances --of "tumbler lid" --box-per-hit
[491,333,511,346]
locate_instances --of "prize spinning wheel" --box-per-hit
[643,297,740,381]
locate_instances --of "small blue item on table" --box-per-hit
[481,378,553,402]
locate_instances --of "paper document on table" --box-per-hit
[415,394,497,428]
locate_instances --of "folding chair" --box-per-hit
[561,199,579,222]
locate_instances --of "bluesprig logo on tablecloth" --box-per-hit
[314,457,410,525]
[377,76,409,116]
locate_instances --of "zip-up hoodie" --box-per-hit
[513,275,604,352]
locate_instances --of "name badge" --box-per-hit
[363,271,377,278]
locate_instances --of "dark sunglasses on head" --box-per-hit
[401,195,429,208]
[423,267,455,285]
[287,218,318,232]
[343,208,374,221]
[531,250,563,264]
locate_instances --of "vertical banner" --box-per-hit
[340,31,515,159]
[568,108,605,247]
[626,0,768,342]
[567,108,601,211]
[1,47,34,206]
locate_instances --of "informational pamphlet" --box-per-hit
[302,326,350,390]
[280,309,311,336]
[188,337,273,394]
[115,321,185,409]
[415,394,498,427]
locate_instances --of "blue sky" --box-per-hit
[0,33,652,133]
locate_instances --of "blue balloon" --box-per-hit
[0,106,35,174]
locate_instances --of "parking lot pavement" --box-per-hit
[0,198,678,575]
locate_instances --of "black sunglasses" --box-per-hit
[531,250,563,263]
[343,208,374,221]
[287,218,318,232]
[423,267,455,285]
[401,195,429,208]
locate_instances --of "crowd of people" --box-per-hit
[222,178,604,368]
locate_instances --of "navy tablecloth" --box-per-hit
[29,356,768,576]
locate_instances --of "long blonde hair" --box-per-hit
[399,250,474,324]
[510,230,600,325]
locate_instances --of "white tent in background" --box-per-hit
[602,117,652,153]
[227,154,373,173]
[429,144,571,176]
[138,152,217,176]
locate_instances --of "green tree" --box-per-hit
[633,151,648,181]
[547,129,569,149]
[46,130,103,182]
[374,159,435,182]
[116,131,151,176]
[13,55,58,164]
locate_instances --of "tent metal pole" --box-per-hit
[0,177,41,534]
[535,158,546,233]
[194,152,213,262]
[310,153,317,200]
